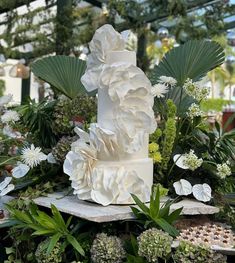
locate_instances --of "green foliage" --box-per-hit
[201,98,230,112]
[6,203,85,257]
[124,235,146,263]
[151,40,225,115]
[17,99,57,148]
[0,79,5,96]
[31,56,87,99]
[130,184,182,237]
[160,100,177,171]
[172,241,227,263]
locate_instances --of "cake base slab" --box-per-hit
[33,192,219,223]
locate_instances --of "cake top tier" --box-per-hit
[106,50,136,66]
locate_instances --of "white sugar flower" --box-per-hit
[0,94,12,107]
[158,76,177,86]
[151,83,169,98]
[1,110,20,123]
[216,162,231,179]
[174,150,203,171]
[173,179,192,196]
[47,153,57,164]
[187,103,203,119]
[192,183,211,202]
[12,163,30,178]
[21,144,47,168]
[0,177,15,196]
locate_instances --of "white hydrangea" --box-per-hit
[183,77,210,101]
[1,110,20,123]
[183,150,203,171]
[216,162,232,179]
[187,103,203,118]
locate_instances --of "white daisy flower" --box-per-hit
[12,163,30,178]
[1,110,20,123]
[0,94,12,107]
[21,144,47,168]
[158,76,177,86]
[0,177,15,196]
[151,83,169,98]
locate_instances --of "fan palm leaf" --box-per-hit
[31,56,87,99]
[150,40,225,115]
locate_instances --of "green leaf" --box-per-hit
[66,234,85,256]
[51,204,67,231]
[31,56,87,99]
[47,233,62,255]
[154,218,179,237]
[32,229,56,236]
[66,216,73,228]
[165,207,183,224]
[131,194,150,214]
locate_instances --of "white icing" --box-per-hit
[64,24,156,205]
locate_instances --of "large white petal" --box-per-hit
[173,154,188,169]
[0,184,15,196]
[192,183,212,202]
[12,164,30,178]
[0,177,12,191]
[173,179,192,196]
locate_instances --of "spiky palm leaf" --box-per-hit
[31,56,87,99]
[150,40,225,115]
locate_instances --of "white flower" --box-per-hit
[173,179,192,196]
[1,110,20,123]
[0,177,15,196]
[151,83,169,98]
[0,94,12,107]
[187,103,203,118]
[158,76,177,86]
[216,162,231,179]
[183,77,209,101]
[2,125,22,138]
[192,183,211,202]
[47,153,57,164]
[21,144,47,168]
[12,163,30,178]
[173,150,203,171]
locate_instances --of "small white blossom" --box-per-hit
[158,76,177,86]
[21,144,47,168]
[12,163,30,178]
[0,94,12,107]
[0,177,15,196]
[151,83,169,98]
[183,77,210,101]
[1,110,20,123]
[187,103,203,118]
[216,162,232,179]
[174,150,203,171]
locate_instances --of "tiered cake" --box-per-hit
[64,24,157,206]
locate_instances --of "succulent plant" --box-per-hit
[35,239,62,263]
[137,228,173,262]
[52,136,77,163]
[90,233,125,263]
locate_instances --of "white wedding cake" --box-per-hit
[64,24,157,206]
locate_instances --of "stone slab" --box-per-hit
[34,192,219,223]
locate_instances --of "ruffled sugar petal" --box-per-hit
[173,179,192,196]
[74,127,90,143]
[63,151,79,176]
